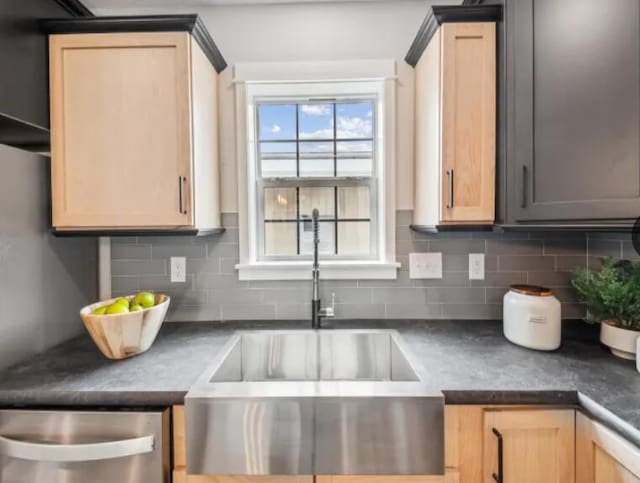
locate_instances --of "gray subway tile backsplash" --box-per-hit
[110,210,637,321]
[497,255,555,272]
[587,239,623,258]
[623,241,640,259]
[428,287,485,304]
[486,239,543,255]
[111,259,166,277]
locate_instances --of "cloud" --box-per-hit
[336,116,372,139]
[367,111,373,117]
[270,124,281,133]
[299,116,372,140]
[301,104,331,116]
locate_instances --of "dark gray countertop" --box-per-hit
[0,319,638,447]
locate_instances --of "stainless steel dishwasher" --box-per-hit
[0,409,169,483]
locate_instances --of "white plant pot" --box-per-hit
[600,321,640,360]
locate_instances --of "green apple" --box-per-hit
[113,297,130,308]
[105,303,130,315]
[92,306,107,315]
[130,304,143,312]
[132,291,155,309]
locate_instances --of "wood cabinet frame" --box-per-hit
[46,16,224,234]
[411,16,497,231]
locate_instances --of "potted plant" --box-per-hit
[572,258,640,360]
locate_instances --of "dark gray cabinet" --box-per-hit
[508,0,640,224]
[0,0,91,152]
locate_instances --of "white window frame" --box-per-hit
[234,61,398,280]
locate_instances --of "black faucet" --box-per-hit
[311,208,335,329]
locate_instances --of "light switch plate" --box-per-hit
[409,252,443,279]
[170,256,186,283]
[469,253,485,280]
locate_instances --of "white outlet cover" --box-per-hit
[469,253,485,280]
[170,256,186,283]
[409,252,443,279]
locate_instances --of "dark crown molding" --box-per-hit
[41,14,227,73]
[53,0,94,17]
[405,5,503,67]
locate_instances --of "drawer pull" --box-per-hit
[446,169,454,209]
[492,427,504,483]
[179,176,188,215]
[0,434,154,462]
[521,165,528,209]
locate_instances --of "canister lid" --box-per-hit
[509,284,554,297]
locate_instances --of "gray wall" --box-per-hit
[111,213,636,321]
[0,145,96,369]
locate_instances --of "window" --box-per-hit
[235,62,398,280]
[257,100,376,260]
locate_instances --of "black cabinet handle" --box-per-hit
[446,169,454,209]
[492,427,503,483]
[521,165,528,209]
[178,176,187,215]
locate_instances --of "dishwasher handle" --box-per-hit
[0,434,154,462]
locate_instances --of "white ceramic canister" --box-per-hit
[503,284,562,351]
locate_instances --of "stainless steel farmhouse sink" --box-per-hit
[185,330,444,476]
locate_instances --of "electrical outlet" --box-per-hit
[409,252,443,279]
[170,257,186,283]
[469,253,485,280]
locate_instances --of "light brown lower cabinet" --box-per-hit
[577,412,640,483]
[446,406,575,483]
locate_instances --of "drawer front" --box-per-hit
[0,409,168,483]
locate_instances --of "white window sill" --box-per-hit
[236,261,401,281]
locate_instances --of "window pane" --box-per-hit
[258,104,296,141]
[300,220,335,255]
[260,142,296,177]
[265,222,297,256]
[337,140,373,177]
[299,187,334,219]
[336,101,374,139]
[338,186,370,219]
[265,188,296,220]
[299,103,334,140]
[300,141,333,177]
[337,222,370,256]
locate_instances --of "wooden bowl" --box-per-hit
[79,294,170,360]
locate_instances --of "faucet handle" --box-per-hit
[319,292,336,319]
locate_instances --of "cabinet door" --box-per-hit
[50,32,193,229]
[511,0,640,222]
[440,22,496,224]
[577,413,640,483]
[483,409,575,483]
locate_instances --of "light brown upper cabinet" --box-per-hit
[44,16,226,235]
[577,412,640,483]
[406,6,500,231]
